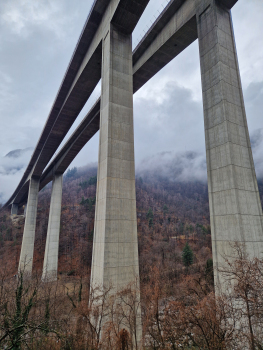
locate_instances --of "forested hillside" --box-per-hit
[1,164,263,285]
[0,165,211,281]
[2,166,263,349]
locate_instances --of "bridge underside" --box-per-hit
[3,0,263,342]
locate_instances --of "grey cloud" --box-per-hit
[0,147,33,175]
[134,80,205,165]
[137,151,207,183]
[250,128,263,150]
[0,147,33,203]
[1,0,263,202]
[5,147,33,159]
[0,0,94,156]
[133,78,263,182]
[0,170,24,204]
[133,80,207,183]
[244,82,263,132]
[245,82,263,104]
[1,2,72,39]
[243,81,263,179]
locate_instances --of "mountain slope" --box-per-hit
[2,164,262,284]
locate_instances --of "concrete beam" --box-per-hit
[39,2,200,192]
[91,23,141,339]
[40,99,100,190]
[133,0,188,65]
[3,0,241,209]
[18,177,40,275]
[12,181,30,207]
[219,0,238,10]
[28,0,150,178]
[31,43,103,178]
[42,174,63,281]
[3,0,150,209]
[133,16,197,93]
[3,0,110,209]
[11,204,18,215]
[197,0,263,289]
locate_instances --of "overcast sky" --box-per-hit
[0,0,263,203]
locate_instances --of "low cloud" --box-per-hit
[243,81,263,179]
[137,151,207,183]
[250,128,263,150]
[134,80,205,165]
[0,0,86,39]
[249,128,263,180]
[0,148,33,204]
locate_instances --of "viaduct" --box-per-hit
[2,0,263,339]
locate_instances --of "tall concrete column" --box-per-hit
[11,204,18,215]
[197,0,263,289]
[18,177,40,274]
[90,24,141,339]
[42,174,63,281]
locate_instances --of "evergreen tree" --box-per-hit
[148,217,153,228]
[146,208,153,220]
[182,242,194,267]
[65,167,77,179]
[147,208,154,228]
[88,176,97,186]
[205,258,214,284]
[163,204,168,214]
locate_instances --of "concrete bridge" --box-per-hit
[2,0,263,339]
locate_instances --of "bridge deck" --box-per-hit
[3,0,238,208]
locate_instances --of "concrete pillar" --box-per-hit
[90,24,141,339]
[42,174,63,281]
[197,0,263,289]
[11,203,18,215]
[18,177,40,274]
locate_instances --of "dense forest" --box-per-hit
[1,166,263,348]
[0,164,212,282]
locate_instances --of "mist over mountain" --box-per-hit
[1,147,33,175]
[4,147,33,159]
[137,151,207,183]
[0,147,33,204]
[1,135,263,206]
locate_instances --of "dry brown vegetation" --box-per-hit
[1,247,263,349]
[1,167,263,348]
[0,166,212,280]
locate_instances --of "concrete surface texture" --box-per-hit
[91,23,139,291]
[31,1,199,198]
[3,0,150,210]
[3,0,261,324]
[42,174,63,281]
[3,1,240,209]
[18,177,40,274]
[90,23,141,338]
[11,204,18,215]
[197,0,263,289]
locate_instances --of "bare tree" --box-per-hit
[219,243,263,350]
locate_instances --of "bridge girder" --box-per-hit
[3,0,239,209]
